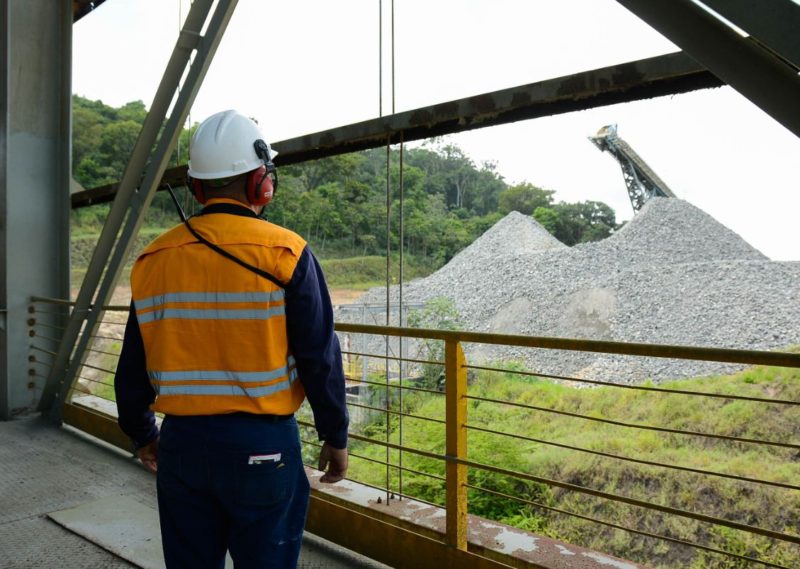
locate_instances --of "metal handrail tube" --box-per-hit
[31,334,63,345]
[336,323,800,368]
[340,349,444,367]
[86,347,122,358]
[466,363,800,405]
[77,376,114,389]
[30,364,54,376]
[465,424,800,491]
[305,439,446,482]
[466,394,800,450]
[96,319,126,327]
[30,362,53,373]
[79,362,117,376]
[30,345,58,357]
[356,377,444,397]
[300,420,444,463]
[28,309,66,316]
[89,334,123,342]
[467,484,790,569]
[343,430,800,545]
[347,401,445,425]
[32,322,66,332]
[30,295,129,312]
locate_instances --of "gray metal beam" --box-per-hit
[43,0,239,418]
[1,0,72,419]
[0,0,8,419]
[69,51,721,207]
[616,0,800,138]
[700,0,800,72]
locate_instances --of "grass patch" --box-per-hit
[344,364,800,569]
[320,255,436,287]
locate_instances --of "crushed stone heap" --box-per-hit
[439,211,566,276]
[339,198,800,383]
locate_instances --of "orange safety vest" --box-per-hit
[130,198,307,416]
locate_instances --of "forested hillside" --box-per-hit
[71,96,619,271]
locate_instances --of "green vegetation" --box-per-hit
[324,362,800,569]
[317,255,435,289]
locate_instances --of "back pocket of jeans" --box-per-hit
[235,452,291,506]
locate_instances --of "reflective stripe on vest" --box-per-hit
[137,306,285,324]
[136,291,285,310]
[154,368,299,398]
[147,356,297,397]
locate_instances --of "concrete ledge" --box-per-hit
[307,469,649,569]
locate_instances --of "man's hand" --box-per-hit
[136,438,159,474]
[318,441,348,483]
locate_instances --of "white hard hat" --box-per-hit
[187,110,279,180]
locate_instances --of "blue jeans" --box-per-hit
[157,414,310,569]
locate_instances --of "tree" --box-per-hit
[498,183,554,215]
[539,200,618,245]
[532,206,560,235]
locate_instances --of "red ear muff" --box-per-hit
[190,177,208,204]
[246,165,275,206]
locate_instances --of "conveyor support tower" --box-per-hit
[589,124,676,212]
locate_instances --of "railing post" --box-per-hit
[444,339,468,550]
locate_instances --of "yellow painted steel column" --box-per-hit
[445,339,468,550]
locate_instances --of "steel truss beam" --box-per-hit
[700,0,800,72]
[43,0,239,419]
[70,51,721,208]
[616,0,800,138]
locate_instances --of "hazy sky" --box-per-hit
[72,0,800,261]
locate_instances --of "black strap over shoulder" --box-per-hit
[199,202,262,219]
[184,203,285,288]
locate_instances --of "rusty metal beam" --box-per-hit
[307,495,517,569]
[70,51,721,209]
[62,402,132,451]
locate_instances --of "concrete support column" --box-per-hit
[0,0,72,418]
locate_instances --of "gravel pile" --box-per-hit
[437,211,566,278]
[338,198,800,383]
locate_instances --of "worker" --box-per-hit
[114,109,349,569]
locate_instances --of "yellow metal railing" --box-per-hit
[28,296,800,569]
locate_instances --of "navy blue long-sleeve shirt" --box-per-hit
[115,244,349,450]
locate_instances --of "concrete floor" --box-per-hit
[0,416,388,569]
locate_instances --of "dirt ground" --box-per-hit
[330,288,365,305]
